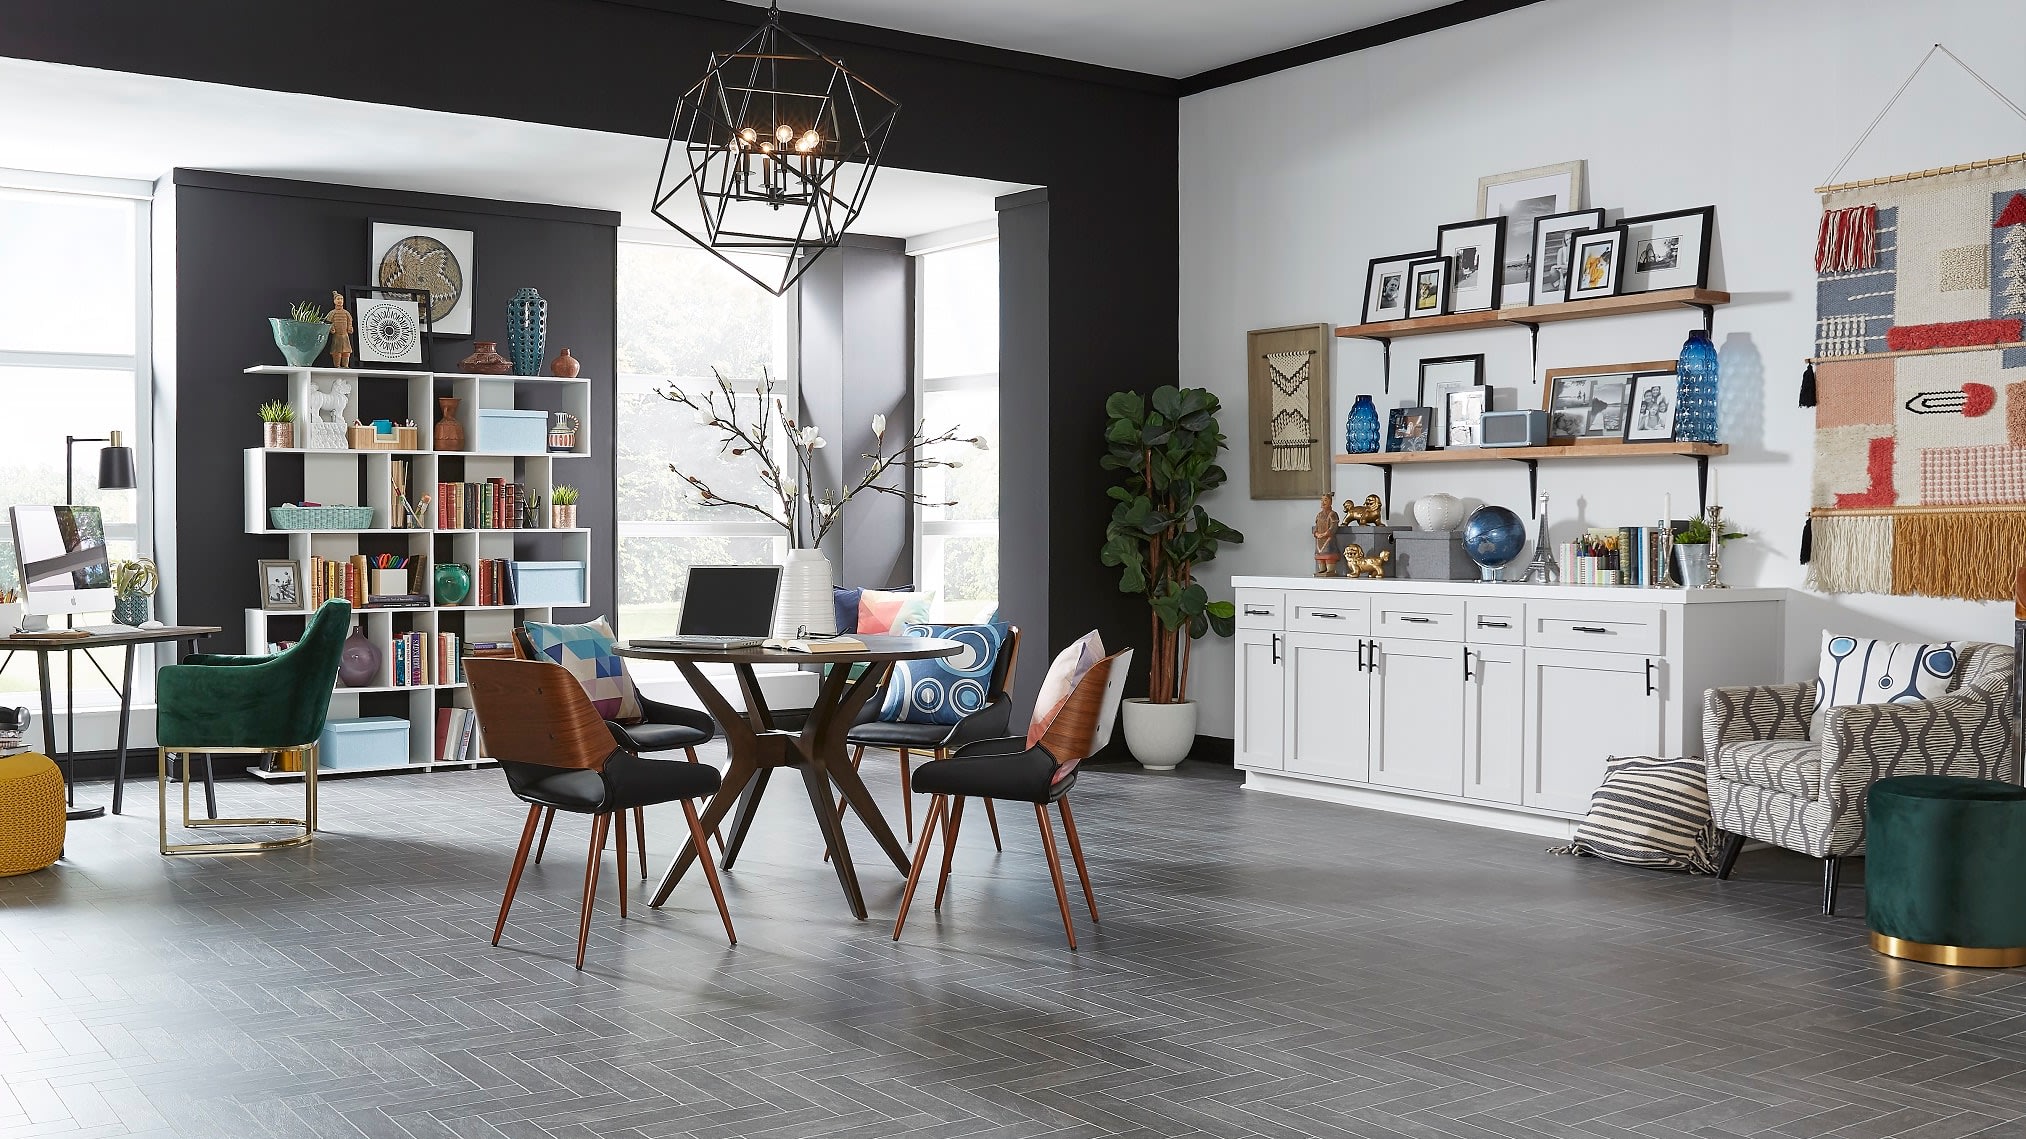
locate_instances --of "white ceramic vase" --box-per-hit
[1120,698,1197,771]
[1413,493,1467,532]
[777,547,836,638]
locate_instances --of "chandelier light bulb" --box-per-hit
[796,129,821,152]
[775,123,795,145]
[739,126,758,145]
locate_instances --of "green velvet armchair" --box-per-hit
[156,599,351,855]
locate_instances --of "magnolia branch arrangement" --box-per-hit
[660,368,987,548]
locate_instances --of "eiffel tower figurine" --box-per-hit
[1523,492,1559,584]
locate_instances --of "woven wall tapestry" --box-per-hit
[1806,152,2026,600]
[1246,323,1333,499]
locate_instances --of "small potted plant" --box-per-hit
[1673,517,1745,587]
[258,400,296,448]
[551,485,579,529]
[270,301,330,367]
[110,558,159,627]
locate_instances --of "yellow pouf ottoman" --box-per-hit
[0,752,66,875]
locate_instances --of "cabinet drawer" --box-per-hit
[1529,603,1664,655]
[1286,591,1370,634]
[1466,601,1525,645]
[1372,595,1465,641]
[1236,590,1284,630]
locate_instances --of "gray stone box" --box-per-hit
[1393,530,1477,581]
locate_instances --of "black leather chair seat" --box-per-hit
[610,719,711,754]
[505,752,721,813]
[846,719,954,749]
[911,745,1072,804]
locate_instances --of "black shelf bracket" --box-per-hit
[1516,321,1541,378]
[1377,336,1392,394]
[1380,463,1393,505]
[1508,456,1540,503]
[1694,302,1715,334]
[1694,454,1711,513]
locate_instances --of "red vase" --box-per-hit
[550,348,580,378]
[459,341,511,375]
[434,397,465,451]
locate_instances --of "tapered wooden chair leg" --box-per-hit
[533,807,556,863]
[1057,798,1099,922]
[494,804,543,946]
[683,800,737,946]
[576,813,610,969]
[633,807,649,880]
[892,795,948,940]
[614,809,629,920]
[983,799,1003,851]
[1034,804,1078,950]
[935,796,967,909]
[899,749,914,841]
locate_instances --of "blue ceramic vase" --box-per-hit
[506,288,547,377]
[1675,328,1719,442]
[270,318,330,367]
[1346,394,1381,454]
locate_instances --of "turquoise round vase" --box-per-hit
[113,595,149,626]
[1346,394,1381,454]
[434,562,472,606]
[270,318,330,367]
[506,288,547,377]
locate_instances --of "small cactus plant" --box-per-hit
[286,301,325,324]
[258,400,295,424]
[550,485,580,506]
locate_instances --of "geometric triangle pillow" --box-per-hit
[520,616,642,722]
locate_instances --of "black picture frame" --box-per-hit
[1417,353,1485,451]
[1387,406,1431,453]
[1565,226,1627,301]
[1406,256,1451,319]
[1622,369,1681,443]
[1363,249,1437,324]
[1446,387,1489,448]
[1618,206,1716,293]
[1528,208,1606,305]
[1436,216,1506,313]
[346,285,433,368]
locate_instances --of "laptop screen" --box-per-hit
[678,566,782,637]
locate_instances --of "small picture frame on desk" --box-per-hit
[1565,226,1627,301]
[1619,206,1716,294]
[1529,208,1605,305]
[1387,406,1431,452]
[1446,387,1489,448]
[1362,249,1435,324]
[1437,216,1507,313]
[259,560,301,612]
[1418,353,1485,451]
[1407,256,1451,318]
[1622,369,1682,443]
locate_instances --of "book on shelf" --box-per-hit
[366,593,430,608]
[435,706,478,762]
[307,554,371,609]
[474,559,519,606]
[436,478,530,530]
[762,635,868,654]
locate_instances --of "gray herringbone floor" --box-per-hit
[5,751,2026,1139]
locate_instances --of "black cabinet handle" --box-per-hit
[1463,649,1475,681]
[1244,607,1273,617]
[1356,639,1368,671]
[1572,625,1610,634]
[1311,611,1343,620]
[1397,616,1435,624]
[1476,618,1510,628]
[1366,640,1379,672]
[1645,658,1656,696]
[1271,634,1281,666]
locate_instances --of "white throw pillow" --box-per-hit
[1815,633,1960,735]
[1026,630,1105,748]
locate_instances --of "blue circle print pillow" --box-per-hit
[880,622,1012,725]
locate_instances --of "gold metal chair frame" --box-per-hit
[158,744,319,855]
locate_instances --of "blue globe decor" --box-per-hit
[1461,505,1528,581]
[506,287,547,377]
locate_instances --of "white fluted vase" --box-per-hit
[776,548,836,638]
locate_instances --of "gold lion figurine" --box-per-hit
[1344,544,1391,579]
[1342,493,1385,527]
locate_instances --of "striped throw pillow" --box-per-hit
[1553,754,1720,873]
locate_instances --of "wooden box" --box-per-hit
[348,423,419,450]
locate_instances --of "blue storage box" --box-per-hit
[474,409,549,454]
[318,716,410,770]
[513,561,587,606]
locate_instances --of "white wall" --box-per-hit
[1181,0,2026,738]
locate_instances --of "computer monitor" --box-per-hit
[678,566,782,637]
[9,505,115,630]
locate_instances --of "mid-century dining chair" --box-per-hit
[892,646,1131,949]
[466,657,734,969]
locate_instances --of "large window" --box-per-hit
[912,238,999,621]
[0,176,152,707]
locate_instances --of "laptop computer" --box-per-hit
[630,565,782,650]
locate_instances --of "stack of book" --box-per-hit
[435,632,462,685]
[308,554,371,609]
[391,630,431,687]
[436,478,530,530]
[1557,526,1678,588]
[435,706,480,763]
[465,640,517,661]
[474,559,518,606]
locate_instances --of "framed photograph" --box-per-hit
[1363,250,1436,324]
[1417,354,1485,451]
[1437,218,1506,313]
[369,221,474,336]
[1407,256,1451,318]
[1477,160,1585,307]
[1622,369,1681,442]
[1446,387,1489,448]
[1619,206,1715,294]
[259,560,301,612]
[1529,208,1606,305]
[346,286,432,367]
[1565,226,1626,301]
[1541,361,1670,444]
[1387,406,1431,453]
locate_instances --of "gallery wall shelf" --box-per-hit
[1334,288,1731,341]
[1338,442,1728,509]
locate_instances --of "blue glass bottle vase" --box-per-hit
[1675,328,1719,442]
[506,288,547,377]
[1346,394,1381,454]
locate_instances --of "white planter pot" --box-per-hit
[1120,698,1197,771]
[777,547,836,638]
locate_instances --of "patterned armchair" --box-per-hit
[1703,641,2016,914]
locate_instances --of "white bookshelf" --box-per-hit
[242,365,596,777]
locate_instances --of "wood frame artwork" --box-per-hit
[1541,360,1674,445]
[1246,323,1334,499]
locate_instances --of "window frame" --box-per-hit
[908,232,1000,608]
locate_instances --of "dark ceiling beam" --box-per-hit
[1180,0,1550,95]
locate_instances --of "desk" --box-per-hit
[619,635,960,920]
[1,625,221,819]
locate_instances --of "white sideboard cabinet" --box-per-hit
[1231,577,1784,837]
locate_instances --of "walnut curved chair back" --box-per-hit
[992,625,1023,701]
[1036,648,1134,768]
[464,657,620,772]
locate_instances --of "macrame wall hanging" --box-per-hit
[1803,45,2026,602]
[1246,323,1333,499]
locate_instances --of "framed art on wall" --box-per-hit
[1417,353,1484,451]
[1541,361,1668,444]
[347,286,432,367]
[1445,387,1488,448]
[1363,250,1435,324]
[1245,323,1333,499]
[1407,256,1451,318]
[1623,369,1681,442]
[1619,206,1715,293]
[1477,160,1585,307]
[1565,226,1626,301]
[369,221,474,336]
[1528,208,1605,305]
[259,560,301,612]
[1437,218,1506,313]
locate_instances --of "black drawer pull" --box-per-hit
[1311,611,1344,619]
[1397,616,1436,624]
[1244,608,1274,617]
[1571,625,1610,634]
[1476,618,1510,629]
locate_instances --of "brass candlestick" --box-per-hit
[1703,505,1729,588]
[1654,517,1680,589]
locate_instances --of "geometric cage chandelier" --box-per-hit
[653,1,900,296]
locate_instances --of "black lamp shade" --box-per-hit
[98,443,136,490]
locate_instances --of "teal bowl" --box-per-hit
[270,318,331,368]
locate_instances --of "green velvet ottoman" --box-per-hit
[1866,776,2026,968]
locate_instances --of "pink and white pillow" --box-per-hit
[858,589,933,635]
[1026,630,1105,749]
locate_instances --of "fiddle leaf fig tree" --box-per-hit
[1100,385,1245,705]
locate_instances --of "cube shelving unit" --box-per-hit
[241,365,595,780]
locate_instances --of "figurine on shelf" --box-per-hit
[1313,492,1341,577]
[327,292,355,368]
[302,374,352,451]
[1345,544,1391,579]
[1342,493,1385,527]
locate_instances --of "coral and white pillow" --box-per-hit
[1815,633,1959,733]
[857,588,933,635]
[1026,630,1105,749]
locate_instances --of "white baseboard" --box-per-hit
[1243,770,1581,840]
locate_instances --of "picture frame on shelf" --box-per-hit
[346,286,432,367]
[1445,387,1489,448]
[1528,208,1606,305]
[1622,368,1682,443]
[1407,256,1451,318]
[1362,249,1436,324]
[1619,206,1716,294]
[1417,354,1485,451]
[1437,217,1506,313]
[1541,360,1669,444]
[369,221,474,336]
[259,559,301,612]
[1476,160,1585,307]
[1386,406,1432,452]
[1565,226,1627,301]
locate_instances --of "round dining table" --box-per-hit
[619,634,962,920]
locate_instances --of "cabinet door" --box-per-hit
[1286,632,1371,783]
[1369,637,1465,796]
[1523,647,1665,814]
[1234,628,1287,770]
[1462,643,1525,805]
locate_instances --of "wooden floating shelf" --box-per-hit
[1337,442,1727,466]
[1336,288,1730,340]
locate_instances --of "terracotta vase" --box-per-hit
[550,348,580,378]
[458,340,511,375]
[434,397,466,451]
